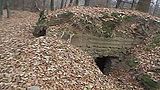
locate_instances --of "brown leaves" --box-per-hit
[0,7,160,90]
[0,10,118,90]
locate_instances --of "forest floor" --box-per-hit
[0,7,160,90]
[0,10,123,90]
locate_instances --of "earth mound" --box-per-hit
[0,7,160,90]
[0,36,119,89]
[43,6,160,90]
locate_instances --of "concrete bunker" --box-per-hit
[95,56,119,75]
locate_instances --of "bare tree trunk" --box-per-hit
[43,0,45,9]
[64,0,67,7]
[31,0,40,12]
[13,0,16,9]
[116,0,122,8]
[69,0,73,6]
[42,0,46,10]
[51,0,54,11]
[22,0,24,10]
[75,0,79,6]
[106,0,109,7]
[84,0,90,6]
[6,0,10,18]
[153,0,159,15]
[61,0,64,9]
[136,0,151,13]
[14,0,19,9]
[0,0,3,20]
[131,0,135,10]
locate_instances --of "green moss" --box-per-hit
[144,46,152,51]
[111,12,134,22]
[100,12,110,19]
[57,11,74,19]
[79,15,94,28]
[138,74,160,90]
[83,84,92,90]
[127,57,139,68]
[123,16,134,21]
[78,14,103,37]
[48,11,74,26]
[152,34,160,46]
[33,10,48,37]
[79,16,94,32]
[36,10,48,27]
[102,20,116,38]
[111,13,121,18]
[147,34,160,49]
[111,13,123,21]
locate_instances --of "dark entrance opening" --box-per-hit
[33,26,47,37]
[95,56,119,75]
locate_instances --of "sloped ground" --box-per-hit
[46,7,160,90]
[0,11,121,89]
[0,36,119,89]
[0,6,160,90]
[47,7,160,57]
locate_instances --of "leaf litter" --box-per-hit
[0,6,160,90]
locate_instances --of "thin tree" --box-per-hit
[6,0,10,18]
[106,0,109,7]
[60,0,64,9]
[131,0,135,10]
[0,0,3,20]
[22,0,24,10]
[69,0,78,6]
[43,0,46,10]
[13,0,19,9]
[136,0,151,13]
[31,0,40,12]
[69,0,74,6]
[153,0,160,15]
[75,0,79,5]
[64,0,67,8]
[51,0,54,11]
[116,0,122,8]
[84,0,90,6]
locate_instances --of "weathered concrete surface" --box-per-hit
[66,34,140,57]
